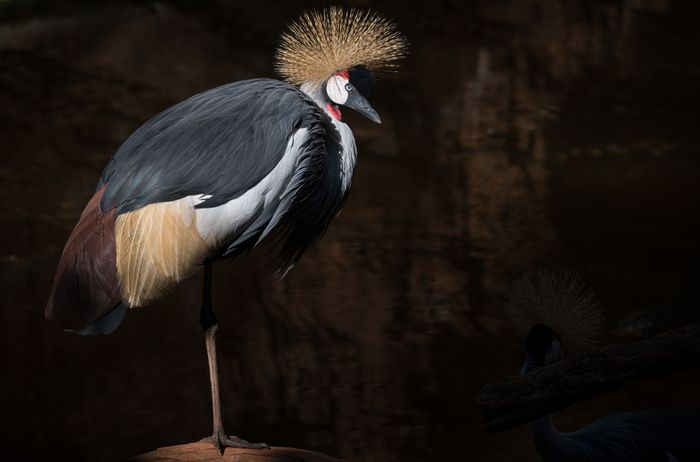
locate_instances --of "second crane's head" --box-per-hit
[275,7,407,124]
[501,269,604,376]
[522,323,562,374]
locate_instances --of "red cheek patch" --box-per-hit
[335,69,350,80]
[326,103,342,120]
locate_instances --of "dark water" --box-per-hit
[1,1,700,461]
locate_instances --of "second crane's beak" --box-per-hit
[345,92,382,124]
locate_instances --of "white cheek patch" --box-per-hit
[326,75,349,105]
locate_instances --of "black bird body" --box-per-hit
[46,78,352,333]
[45,7,406,451]
[100,78,347,264]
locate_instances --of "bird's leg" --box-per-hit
[200,261,269,454]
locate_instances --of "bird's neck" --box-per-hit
[532,415,559,459]
[522,364,579,460]
[300,81,357,192]
[300,82,343,120]
[300,81,323,103]
[532,414,588,460]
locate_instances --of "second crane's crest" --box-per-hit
[503,268,604,353]
[275,7,408,85]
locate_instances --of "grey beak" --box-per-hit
[345,92,382,124]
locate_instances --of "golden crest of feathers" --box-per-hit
[502,268,604,353]
[275,7,408,85]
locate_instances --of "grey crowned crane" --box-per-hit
[45,7,407,452]
[505,270,700,462]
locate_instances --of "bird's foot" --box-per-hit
[204,428,270,454]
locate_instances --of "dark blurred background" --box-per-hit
[1,0,700,460]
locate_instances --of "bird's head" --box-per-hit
[323,65,380,123]
[521,323,562,374]
[500,269,604,376]
[275,7,407,124]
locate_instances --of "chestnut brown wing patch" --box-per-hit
[45,188,121,330]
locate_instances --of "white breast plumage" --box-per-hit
[330,117,357,192]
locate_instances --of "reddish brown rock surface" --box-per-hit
[133,442,343,462]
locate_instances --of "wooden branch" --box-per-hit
[132,442,344,462]
[476,323,700,432]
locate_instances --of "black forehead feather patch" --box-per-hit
[348,65,375,97]
[526,323,554,357]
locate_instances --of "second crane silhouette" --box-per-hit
[45,7,407,453]
[505,269,700,462]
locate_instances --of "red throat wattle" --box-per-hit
[326,103,342,120]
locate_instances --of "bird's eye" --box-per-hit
[345,84,353,91]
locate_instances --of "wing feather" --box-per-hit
[565,409,700,460]
[45,188,122,330]
[114,198,210,307]
[97,78,330,301]
[99,79,321,214]
[48,79,343,334]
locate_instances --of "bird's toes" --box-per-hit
[222,435,270,450]
[206,431,270,453]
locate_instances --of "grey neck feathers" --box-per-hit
[300,81,325,107]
